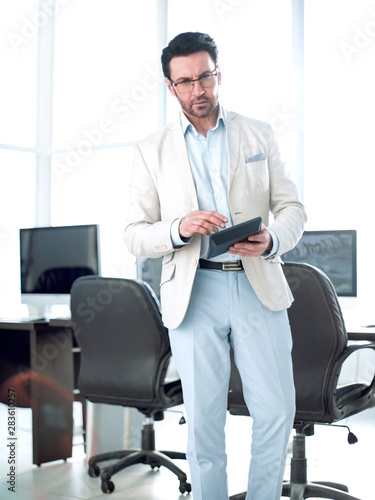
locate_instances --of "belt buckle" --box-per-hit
[222,261,242,271]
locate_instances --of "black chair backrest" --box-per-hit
[283,262,347,421]
[229,262,348,422]
[70,276,171,408]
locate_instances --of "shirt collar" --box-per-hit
[180,105,226,136]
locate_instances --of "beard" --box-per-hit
[178,94,219,119]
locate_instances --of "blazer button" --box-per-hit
[192,259,198,266]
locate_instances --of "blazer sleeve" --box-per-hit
[124,144,175,258]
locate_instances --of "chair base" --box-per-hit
[281,480,360,499]
[281,427,360,499]
[229,426,360,500]
[87,420,191,494]
[230,482,360,500]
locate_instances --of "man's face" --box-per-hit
[165,51,221,120]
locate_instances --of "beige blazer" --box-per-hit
[124,109,307,330]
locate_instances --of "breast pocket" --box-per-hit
[246,152,267,163]
[246,158,267,171]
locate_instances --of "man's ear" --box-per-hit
[216,65,222,85]
[165,77,176,97]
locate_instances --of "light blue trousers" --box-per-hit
[169,268,295,500]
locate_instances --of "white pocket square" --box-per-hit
[246,153,267,163]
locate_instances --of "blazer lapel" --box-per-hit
[168,119,199,210]
[225,110,241,190]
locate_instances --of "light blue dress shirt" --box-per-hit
[171,106,278,261]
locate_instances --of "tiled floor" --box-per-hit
[0,402,374,500]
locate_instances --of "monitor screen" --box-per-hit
[20,225,100,306]
[282,230,357,297]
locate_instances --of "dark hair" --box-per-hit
[161,32,218,79]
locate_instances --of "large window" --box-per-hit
[52,0,159,148]
[51,0,159,281]
[304,0,375,306]
[0,0,38,147]
[0,1,38,315]
[0,0,159,314]
[51,147,135,278]
[0,0,373,315]
[0,150,37,315]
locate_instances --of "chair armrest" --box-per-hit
[332,341,375,418]
[337,340,375,365]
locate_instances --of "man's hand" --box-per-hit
[227,223,272,257]
[179,210,228,239]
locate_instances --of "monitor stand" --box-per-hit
[27,304,70,320]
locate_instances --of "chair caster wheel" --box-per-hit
[88,464,100,477]
[101,480,115,493]
[179,481,192,494]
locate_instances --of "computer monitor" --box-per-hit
[20,224,100,316]
[282,230,357,297]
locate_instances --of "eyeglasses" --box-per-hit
[169,70,218,94]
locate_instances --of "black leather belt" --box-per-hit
[199,259,243,271]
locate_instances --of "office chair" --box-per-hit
[228,262,375,500]
[70,276,191,495]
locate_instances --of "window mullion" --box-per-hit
[292,0,304,199]
[35,0,56,226]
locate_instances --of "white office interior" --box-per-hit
[1,1,375,499]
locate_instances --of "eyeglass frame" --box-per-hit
[168,68,218,94]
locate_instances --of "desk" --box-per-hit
[0,318,74,466]
[348,326,375,342]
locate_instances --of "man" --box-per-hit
[125,32,307,500]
